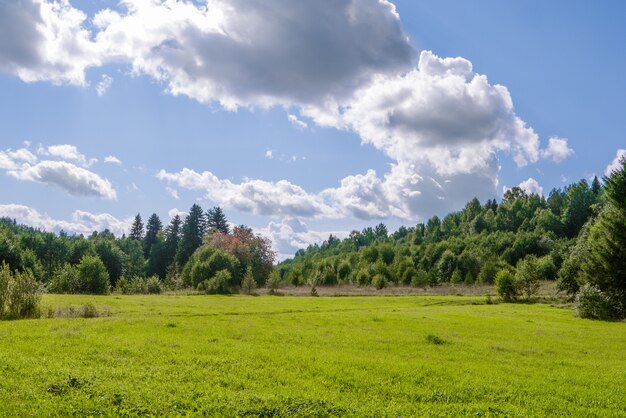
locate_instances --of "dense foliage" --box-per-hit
[0,205,274,297]
[278,178,603,293]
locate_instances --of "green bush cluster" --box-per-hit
[0,263,40,320]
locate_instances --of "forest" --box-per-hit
[1,159,625,320]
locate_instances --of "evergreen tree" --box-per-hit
[143,213,163,258]
[176,204,206,266]
[207,206,230,234]
[591,175,602,195]
[581,158,626,317]
[164,215,182,269]
[129,214,144,240]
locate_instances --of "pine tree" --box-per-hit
[164,215,182,269]
[591,175,602,195]
[143,213,163,258]
[176,204,206,266]
[581,158,626,317]
[207,206,230,234]
[129,214,144,240]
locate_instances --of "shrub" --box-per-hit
[198,270,231,294]
[495,269,518,302]
[516,255,541,301]
[48,264,80,294]
[266,270,281,295]
[241,266,257,294]
[77,255,110,295]
[410,268,428,288]
[0,263,41,320]
[115,277,131,294]
[355,269,370,286]
[144,276,163,294]
[576,284,618,320]
[372,274,388,290]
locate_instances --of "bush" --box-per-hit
[355,269,371,286]
[115,277,131,294]
[241,266,257,294]
[48,264,80,294]
[0,263,41,320]
[516,255,541,301]
[495,269,518,302]
[117,276,163,294]
[371,273,388,290]
[77,255,110,295]
[198,269,231,294]
[410,268,428,288]
[576,284,618,320]
[266,270,281,295]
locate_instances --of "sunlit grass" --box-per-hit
[0,294,624,416]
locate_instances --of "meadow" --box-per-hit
[0,294,624,417]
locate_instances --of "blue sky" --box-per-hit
[0,0,624,259]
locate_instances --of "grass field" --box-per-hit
[0,294,624,417]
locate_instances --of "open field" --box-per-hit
[0,294,625,417]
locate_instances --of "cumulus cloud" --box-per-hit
[1,143,116,200]
[259,218,349,261]
[0,0,100,85]
[605,149,626,176]
[0,204,130,236]
[157,168,337,218]
[168,207,187,220]
[158,161,498,222]
[47,144,95,166]
[7,160,117,200]
[96,74,113,96]
[91,0,413,109]
[542,137,574,162]
[304,51,541,176]
[517,177,543,196]
[103,155,122,165]
[264,150,273,159]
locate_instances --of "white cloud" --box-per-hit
[7,160,117,200]
[47,144,95,167]
[157,168,339,218]
[542,137,574,162]
[605,149,626,176]
[288,114,308,130]
[259,218,349,261]
[103,155,122,165]
[7,148,38,164]
[304,51,541,176]
[0,204,130,236]
[92,0,413,109]
[264,150,273,159]
[0,0,101,85]
[165,187,180,200]
[96,74,113,96]
[512,177,543,196]
[168,208,186,220]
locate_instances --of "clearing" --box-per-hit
[0,294,624,416]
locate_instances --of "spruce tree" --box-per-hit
[129,214,144,240]
[164,215,182,269]
[176,204,206,266]
[143,213,163,258]
[581,158,626,317]
[207,206,230,234]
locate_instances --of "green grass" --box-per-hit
[0,294,624,417]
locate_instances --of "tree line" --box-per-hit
[0,204,275,301]
[277,160,626,320]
